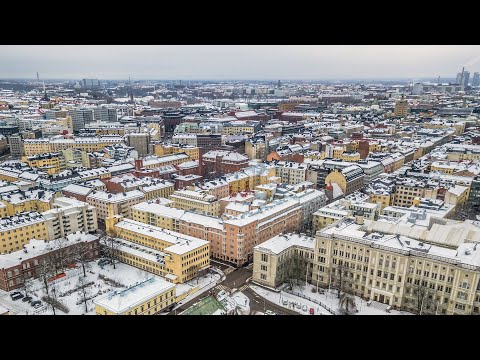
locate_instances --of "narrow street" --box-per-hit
[170,265,299,315]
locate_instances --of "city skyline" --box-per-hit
[1,45,480,80]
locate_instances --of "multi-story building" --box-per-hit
[245,137,269,161]
[313,217,480,314]
[139,153,190,169]
[0,233,99,292]
[253,233,315,288]
[169,189,220,216]
[275,161,310,185]
[312,197,380,232]
[110,219,210,283]
[324,165,365,196]
[94,277,176,315]
[22,152,62,174]
[202,150,249,178]
[42,197,98,240]
[126,133,151,157]
[69,108,94,132]
[153,143,200,160]
[86,189,145,220]
[394,95,410,117]
[0,212,48,254]
[23,136,123,156]
[8,134,23,157]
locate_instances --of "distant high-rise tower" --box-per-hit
[394,94,409,117]
[277,80,281,88]
[472,72,480,87]
[463,71,470,86]
[455,67,470,87]
[36,72,40,82]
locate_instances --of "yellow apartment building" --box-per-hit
[170,190,220,216]
[153,144,200,160]
[131,202,184,232]
[94,277,177,315]
[110,219,210,283]
[22,153,63,175]
[0,212,48,254]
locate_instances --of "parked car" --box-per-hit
[302,305,308,312]
[9,291,21,299]
[22,296,32,303]
[33,302,43,309]
[282,299,288,306]
[264,310,277,315]
[30,300,42,307]
[11,293,24,301]
[309,308,315,315]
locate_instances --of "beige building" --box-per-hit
[254,216,480,314]
[86,190,145,220]
[169,189,220,216]
[42,197,98,240]
[253,233,315,288]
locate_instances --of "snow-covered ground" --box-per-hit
[0,261,186,315]
[250,284,330,315]
[172,270,222,311]
[230,291,250,315]
[250,283,412,315]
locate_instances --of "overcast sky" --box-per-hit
[1,45,479,80]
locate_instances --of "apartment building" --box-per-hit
[110,219,210,283]
[94,277,176,315]
[275,161,310,185]
[202,150,249,178]
[153,143,200,160]
[312,217,480,314]
[86,189,145,220]
[23,136,123,156]
[22,152,63,174]
[0,233,99,292]
[140,153,190,169]
[253,233,316,288]
[325,165,365,195]
[0,212,48,254]
[312,198,380,232]
[42,197,98,240]
[169,189,220,216]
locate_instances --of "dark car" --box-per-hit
[22,296,32,303]
[31,300,42,308]
[11,293,24,301]
[9,291,21,299]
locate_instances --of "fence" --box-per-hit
[284,289,337,315]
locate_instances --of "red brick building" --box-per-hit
[0,233,99,292]
[202,150,249,178]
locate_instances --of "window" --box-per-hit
[261,254,268,262]
[260,274,266,280]
[260,265,267,271]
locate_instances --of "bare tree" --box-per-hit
[331,262,351,299]
[38,257,54,298]
[74,241,92,277]
[410,283,439,315]
[338,289,357,315]
[77,275,91,313]
[100,236,121,269]
[21,271,34,297]
[277,252,308,290]
[50,238,69,275]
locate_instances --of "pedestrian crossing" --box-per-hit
[215,284,231,293]
[238,284,249,292]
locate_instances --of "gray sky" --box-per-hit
[1,45,480,80]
